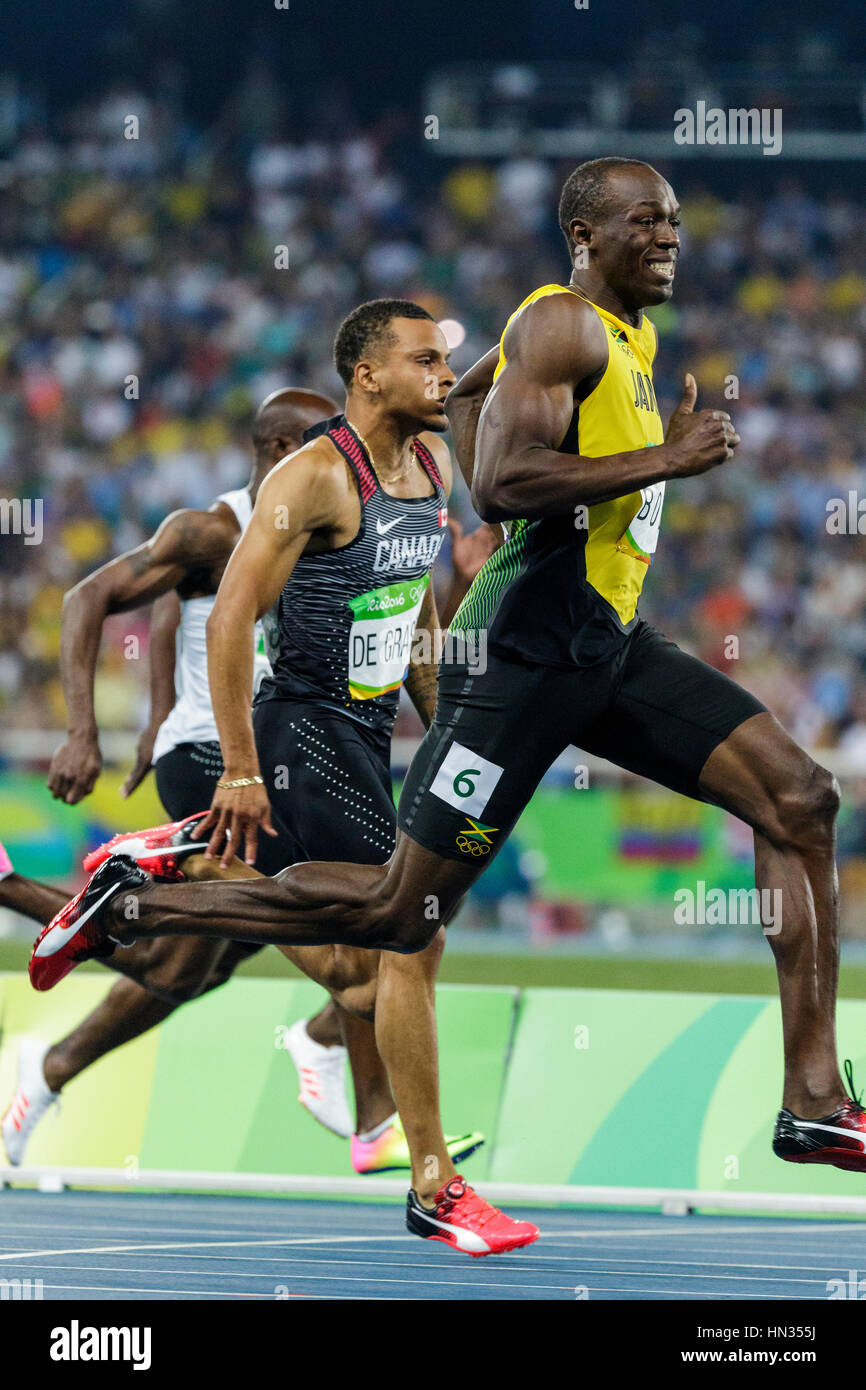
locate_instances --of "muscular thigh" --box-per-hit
[576,622,767,802]
[254,699,398,987]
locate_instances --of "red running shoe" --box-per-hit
[773,1061,866,1172]
[406,1176,539,1257]
[83,811,209,882]
[29,855,149,992]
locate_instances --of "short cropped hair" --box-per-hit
[333,299,434,387]
[558,157,653,256]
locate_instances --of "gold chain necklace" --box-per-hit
[347,422,416,485]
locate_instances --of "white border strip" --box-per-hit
[1,1166,866,1216]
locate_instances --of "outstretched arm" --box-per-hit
[197,444,343,866]
[471,293,739,524]
[121,590,181,799]
[47,509,235,804]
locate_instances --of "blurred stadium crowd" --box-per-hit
[2,72,866,762]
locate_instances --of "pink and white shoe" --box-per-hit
[83,812,209,882]
[0,840,13,881]
[352,1118,485,1174]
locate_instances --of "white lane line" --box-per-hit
[1,1264,574,1293]
[30,1281,820,1302]
[539,1222,866,1237]
[0,1252,547,1274]
[556,1258,852,1273]
[0,1234,848,1267]
[5,1191,858,1230]
[33,1283,296,1300]
[208,1252,856,1275]
[0,1224,451,1245]
[1,1232,855,1266]
[540,1238,866,1255]
[0,1224,404,1243]
[574,1288,821,1300]
[0,1220,342,1236]
[524,1268,825,1285]
[39,1284,415,1300]
[3,1209,859,1240]
[0,1256,826,1288]
[0,1252,821,1292]
[4,1231,847,1258]
[0,1234,417,1262]
[547,1241,866,1261]
[2,1248,840,1277]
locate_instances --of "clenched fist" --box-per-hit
[664,374,740,478]
[47,733,102,804]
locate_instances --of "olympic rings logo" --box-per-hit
[455,834,490,856]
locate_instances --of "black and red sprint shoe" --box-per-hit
[773,1061,866,1172]
[29,855,148,993]
[83,811,209,882]
[406,1176,539,1257]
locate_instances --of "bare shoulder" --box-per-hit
[416,432,453,491]
[151,506,238,564]
[255,437,352,530]
[261,437,349,497]
[502,289,608,385]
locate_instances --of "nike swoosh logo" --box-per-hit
[103,836,199,861]
[376,517,401,535]
[34,883,124,958]
[792,1119,866,1149]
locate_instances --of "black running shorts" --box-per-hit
[154,739,290,877]
[252,698,396,866]
[155,740,223,821]
[397,621,766,864]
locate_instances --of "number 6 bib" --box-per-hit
[429,740,504,816]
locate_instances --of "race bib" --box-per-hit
[624,481,665,561]
[429,741,504,816]
[347,575,429,700]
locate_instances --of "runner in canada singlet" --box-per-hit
[258,415,449,731]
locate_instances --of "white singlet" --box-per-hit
[152,487,271,763]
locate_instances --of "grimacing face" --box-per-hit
[572,168,681,310]
[365,318,456,431]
